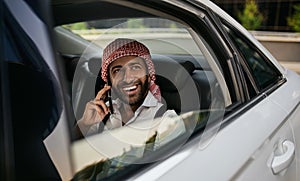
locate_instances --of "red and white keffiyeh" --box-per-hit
[101,38,161,101]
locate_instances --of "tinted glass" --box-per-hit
[224,24,281,91]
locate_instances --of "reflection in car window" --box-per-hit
[223,24,281,91]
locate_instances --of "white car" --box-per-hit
[2,0,300,180]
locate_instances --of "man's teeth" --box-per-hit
[123,85,137,91]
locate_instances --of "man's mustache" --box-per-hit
[118,79,142,88]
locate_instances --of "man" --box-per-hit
[76,38,184,141]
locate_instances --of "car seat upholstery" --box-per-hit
[71,57,100,120]
[152,56,200,113]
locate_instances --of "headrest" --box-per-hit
[88,57,102,76]
[154,59,195,92]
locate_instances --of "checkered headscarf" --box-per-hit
[101,38,161,101]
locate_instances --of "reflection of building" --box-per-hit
[213,0,299,31]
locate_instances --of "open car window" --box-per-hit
[53,2,235,180]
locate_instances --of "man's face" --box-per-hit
[109,56,150,107]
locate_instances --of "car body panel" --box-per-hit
[270,69,300,181]
[132,92,294,180]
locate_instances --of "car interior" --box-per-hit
[52,0,224,178]
[66,52,217,116]
[52,1,223,122]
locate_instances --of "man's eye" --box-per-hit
[131,65,141,70]
[112,69,120,75]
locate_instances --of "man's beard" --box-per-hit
[112,76,149,107]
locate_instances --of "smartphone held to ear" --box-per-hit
[106,86,114,114]
[98,83,114,133]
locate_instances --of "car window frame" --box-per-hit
[206,13,288,123]
[191,6,284,122]
[219,18,285,96]
[217,20,260,100]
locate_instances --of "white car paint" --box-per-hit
[5,0,299,180]
[132,93,295,180]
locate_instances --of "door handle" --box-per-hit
[271,140,295,174]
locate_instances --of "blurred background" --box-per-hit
[214,0,300,74]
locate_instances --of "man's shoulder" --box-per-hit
[155,104,178,119]
[154,104,167,118]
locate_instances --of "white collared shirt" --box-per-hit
[87,92,176,133]
[86,92,186,148]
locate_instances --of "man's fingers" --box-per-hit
[87,102,109,120]
[95,85,111,100]
[93,100,109,114]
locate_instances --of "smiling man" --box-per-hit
[76,38,184,138]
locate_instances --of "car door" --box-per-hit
[130,1,297,180]
[213,9,297,180]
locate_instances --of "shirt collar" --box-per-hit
[142,91,159,107]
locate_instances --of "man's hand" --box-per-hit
[77,85,111,135]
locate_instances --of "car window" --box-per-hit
[54,2,235,180]
[62,18,202,55]
[222,23,282,92]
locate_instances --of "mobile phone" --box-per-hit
[98,79,114,133]
[106,78,114,114]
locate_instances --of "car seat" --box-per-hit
[152,57,200,114]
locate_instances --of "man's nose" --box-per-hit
[123,68,134,83]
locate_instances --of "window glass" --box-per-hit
[62,18,202,55]
[58,10,229,180]
[223,24,281,91]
